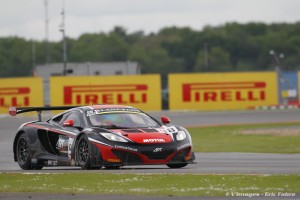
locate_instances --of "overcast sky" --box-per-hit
[0,0,300,41]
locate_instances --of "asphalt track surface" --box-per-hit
[1,110,300,199]
[1,109,300,173]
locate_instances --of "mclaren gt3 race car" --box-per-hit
[9,105,195,170]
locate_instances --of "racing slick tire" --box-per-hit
[16,132,35,170]
[166,163,188,168]
[76,134,92,169]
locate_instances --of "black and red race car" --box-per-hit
[9,105,195,170]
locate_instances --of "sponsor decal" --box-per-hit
[143,139,165,143]
[169,73,278,111]
[64,84,148,105]
[50,75,161,111]
[68,138,74,159]
[156,128,167,133]
[182,82,266,102]
[114,145,138,152]
[56,138,68,154]
[0,87,30,107]
[46,160,58,166]
[56,139,65,149]
[177,143,190,150]
[165,126,178,134]
[84,128,93,132]
[86,108,140,117]
[153,148,163,152]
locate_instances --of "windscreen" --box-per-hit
[87,112,160,128]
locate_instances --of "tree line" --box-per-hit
[0,22,300,78]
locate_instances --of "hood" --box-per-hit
[113,128,173,144]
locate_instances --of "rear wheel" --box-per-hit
[76,135,92,169]
[166,163,188,168]
[16,133,34,170]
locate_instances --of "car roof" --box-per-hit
[70,104,139,112]
[50,105,140,120]
[81,104,134,110]
[91,104,133,109]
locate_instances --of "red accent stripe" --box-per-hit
[25,124,75,137]
[65,84,148,93]
[0,87,30,95]
[185,82,266,90]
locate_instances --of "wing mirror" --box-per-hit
[63,119,74,127]
[161,116,170,124]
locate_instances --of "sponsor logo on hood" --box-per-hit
[143,139,165,143]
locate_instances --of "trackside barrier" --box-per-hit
[253,105,299,110]
[168,72,278,111]
[297,72,300,106]
[0,77,43,114]
[3,71,298,113]
[50,75,161,111]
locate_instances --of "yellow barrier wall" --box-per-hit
[50,75,161,111]
[0,77,43,113]
[169,72,278,111]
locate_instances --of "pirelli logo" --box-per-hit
[64,84,148,105]
[0,87,30,107]
[182,82,266,102]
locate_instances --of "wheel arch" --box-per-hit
[74,132,102,168]
[13,130,26,161]
[13,128,38,162]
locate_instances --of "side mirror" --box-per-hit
[8,107,17,116]
[63,119,74,127]
[161,116,170,124]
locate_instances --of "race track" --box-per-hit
[1,109,300,173]
[149,109,300,127]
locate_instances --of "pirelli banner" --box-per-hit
[50,75,161,111]
[169,72,278,111]
[0,77,43,113]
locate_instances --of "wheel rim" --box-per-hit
[17,137,29,164]
[78,138,89,165]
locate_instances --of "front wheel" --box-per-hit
[16,133,34,170]
[166,163,188,168]
[76,135,92,169]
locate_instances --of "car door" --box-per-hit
[50,111,83,159]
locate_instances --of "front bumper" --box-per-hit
[91,141,195,166]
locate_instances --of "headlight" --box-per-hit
[100,133,128,142]
[176,131,186,141]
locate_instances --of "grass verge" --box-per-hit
[0,173,299,196]
[188,122,300,153]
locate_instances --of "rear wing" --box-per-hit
[9,106,78,121]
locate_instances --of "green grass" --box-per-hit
[188,123,300,153]
[0,173,299,196]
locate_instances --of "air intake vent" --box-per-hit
[141,129,158,132]
[121,129,143,133]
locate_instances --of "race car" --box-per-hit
[9,105,195,170]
